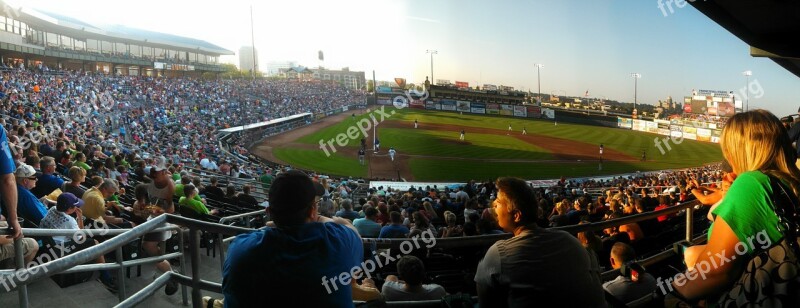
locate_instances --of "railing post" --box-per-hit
[116,246,127,302]
[685,205,694,243]
[189,228,202,307]
[14,238,29,308]
[217,233,225,271]
[179,229,188,306]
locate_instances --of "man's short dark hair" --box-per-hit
[611,242,636,264]
[495,177,538,223]
[268,170,323,226]
[364,206,378,218]
[389,211,402,224]
[396,255,426,286]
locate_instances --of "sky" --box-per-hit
[12,0,800,117]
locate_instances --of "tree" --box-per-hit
[366,80,375,93]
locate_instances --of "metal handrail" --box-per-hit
[0,198,706,308]
[600,233,707,281]
[218,209,265,225]
[356,200,701,250]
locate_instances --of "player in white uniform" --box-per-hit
[388,147,396,161]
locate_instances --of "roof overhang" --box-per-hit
[689,0,800,78]
[2,1,233,56]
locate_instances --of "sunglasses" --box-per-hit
[27,177,38,181]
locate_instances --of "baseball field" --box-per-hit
[250,108,722,181]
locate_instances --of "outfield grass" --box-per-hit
[280,108,722,180]
[273,148,368,177]
[377,128,553,160]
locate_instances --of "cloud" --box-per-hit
[406,16,441,24]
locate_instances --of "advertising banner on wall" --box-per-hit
[425,101,437,110]
[486,103,500,115]
[696,128,711,142]
[410,100,425,109]
[500,104,514,116]
[456,100,471,112]
[455,81,469,89]
[542,108,555,119]
[646,121,658,133]
[527,106,541,118]
[618,118,632,129]
[470,102,486,114]
[513,105,527,117]
[658,128,671,136]
[440,100,456,111]
[682,126,697,135]
[683,133,697,140]
[632,119,647,132]
[671,130,683,139]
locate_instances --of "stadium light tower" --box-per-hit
[631,73,641,114]
[426,50,438,84]
[534,63,543,104]
[743,70,752,111]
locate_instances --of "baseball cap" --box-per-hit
[56,192,84,211]
[268,170,325,216]
[14,164,41,178]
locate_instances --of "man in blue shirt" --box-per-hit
[353,206,382,238]
[379,211,409,238]
[14,164,47,226]
[223,170,363,307]
[31,156,64,198]
[0,126,21,239]
[334,199,361,221]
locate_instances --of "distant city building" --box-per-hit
[239,46,259,73]
[279,67,314,80]
[267,61,297,76]
[310,67,366,90]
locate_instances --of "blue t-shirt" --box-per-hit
[223,222,363,307]
[353,218,382,238]
[0,127,14,175]
[335,209,361,222]
[17,184,47,225]
[32,173,65,198]
[379,224,409,239]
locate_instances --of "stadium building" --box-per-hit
[0,0,233,77]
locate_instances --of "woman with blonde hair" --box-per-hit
[439,211,462,238]
[668,110,800,306]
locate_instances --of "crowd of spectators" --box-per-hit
[0,65,753,306]
[0,66,367,295]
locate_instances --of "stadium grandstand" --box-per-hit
[0,1,797,308]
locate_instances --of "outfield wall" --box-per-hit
[376,98,721,143]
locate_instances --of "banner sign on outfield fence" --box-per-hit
[500,104,514,116]
[456,101,471,112]
[658,128,671,136]
[470,102,486,114]
[618,118,632,129]
[513,105,527,117]
[542,108,555,119]
[527,106,541,118]
[486,103,500,115]
[646,121,658,133]
[440,100,456,111]
[696,128,711,142]
[410,100,425,109]
[632,119,646,132]
[425,100,437,110]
